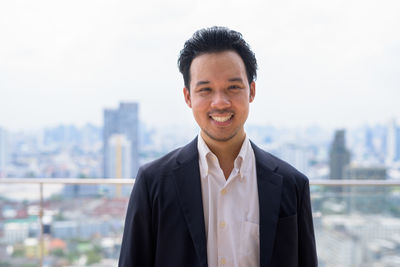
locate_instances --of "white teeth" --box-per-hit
[211,115,232,122]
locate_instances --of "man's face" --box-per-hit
[183,50,255,144]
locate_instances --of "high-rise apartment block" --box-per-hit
[0,127,8,177]
[103,103,139,178]
[329,129,350,179]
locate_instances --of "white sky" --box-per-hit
[0,0,399,131]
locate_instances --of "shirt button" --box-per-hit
[221,189,227,195]
[220,257,226,265]
[219,221,226,228]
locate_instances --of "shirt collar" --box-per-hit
[197,133,212,179]
[197,133,252,181]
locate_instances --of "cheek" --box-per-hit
[191,98,208,111]
[191,102,210,122]
[234,98,249,109]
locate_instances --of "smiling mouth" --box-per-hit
[210,114,233,122]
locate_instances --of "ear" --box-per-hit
[249,81,256,103]
[183,87,192,108]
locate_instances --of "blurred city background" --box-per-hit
[1,104,400,267]
[1,0,399,266]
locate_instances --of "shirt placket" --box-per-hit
[217,182,228,266]
[217,168,241,267]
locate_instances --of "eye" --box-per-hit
[198,87,211,92]
[228,85,241,90]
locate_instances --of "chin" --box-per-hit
[203,130,237,142]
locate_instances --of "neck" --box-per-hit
[201,130,246,179]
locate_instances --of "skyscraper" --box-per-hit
[329,129,350,179]
[0,127,8,177]
[106,134,132,178]
[103,102,139,178]
[386,118,400,165]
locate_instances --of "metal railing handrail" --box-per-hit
[1,178,400,186]
[310,179,400,186]
[0,178,135,184]
[1,177,399,267]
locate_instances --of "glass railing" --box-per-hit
[0,179,399,267]
[311,180,400,267]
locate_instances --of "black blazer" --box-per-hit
[119,137,318,267]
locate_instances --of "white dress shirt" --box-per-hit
[197,134,260,267]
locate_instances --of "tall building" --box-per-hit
[0,127,8,177]
[386,118,400,165]
[103,103,139,178]
[106,134,132,178]
[329,129,350,179]
[365,127,375,157]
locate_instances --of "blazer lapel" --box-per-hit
[173,137,208,267]
[251,142,283,267]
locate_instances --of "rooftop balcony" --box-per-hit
[0,179,399,267]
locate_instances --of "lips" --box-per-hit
[210,114,233,122]
[209,113,233,123]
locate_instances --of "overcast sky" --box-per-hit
[0,0,399,131]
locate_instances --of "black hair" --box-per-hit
[178,26,257,90]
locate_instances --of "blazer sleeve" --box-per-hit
[119,168,155,267]
[298,180,318,267]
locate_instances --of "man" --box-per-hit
[119,26,318,267]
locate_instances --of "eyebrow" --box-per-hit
[195,81,210,87]
[195,77,244,87]
[228,77,244,82]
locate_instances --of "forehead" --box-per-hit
[189,51,248,84]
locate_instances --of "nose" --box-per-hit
[210,91,231,109]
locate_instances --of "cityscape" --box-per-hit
[1,102,400,181]
[0,102,400,266]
